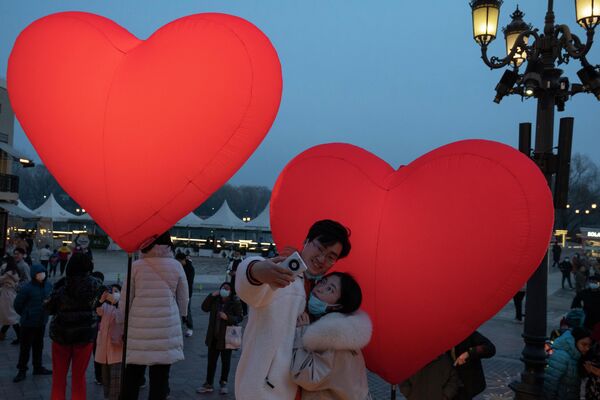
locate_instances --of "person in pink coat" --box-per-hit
[96,284,123,400]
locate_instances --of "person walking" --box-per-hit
[175,252,195,337]
[118,231,189,400]
[196,282,243,394]
[95,284,123,400]
[559,257,574,289]
[57,243,71,276]
[0,257,21,345]
[572,275,600,330]
[45,253,103,400]
[48,250,59,278]
[39,244,52,271]
[543,327,592,399]
[13,247,30,283]
[513,284,526,323]
[448,330,496,400]
[12,264,53,382]
[552,242,562,268]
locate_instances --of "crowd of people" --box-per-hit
[1,229,600,399]
[544,243,600,399]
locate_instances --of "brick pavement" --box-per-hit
[0,251,579,399]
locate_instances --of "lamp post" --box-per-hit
[469,1,600,399]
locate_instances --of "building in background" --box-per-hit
[0,78,35,255]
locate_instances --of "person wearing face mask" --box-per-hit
[559,257,574,289]
[197,282,243,395]
[12,264,53,383]
[291,272,372,400]
[234,219,351,400]
[572,275,600,330]
[95,284,123,400]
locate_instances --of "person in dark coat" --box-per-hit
[45,253,103,400]
[448,330,496,399]
[12,264,53,382]
[559,257,574,289]
[572,275,600,330]
[400,353,461,400]
[552,242,562,268]
[176,252,196,337]
[197,282,243,395]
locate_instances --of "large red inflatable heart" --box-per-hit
[8,12,282,251]
[271,140,554,384]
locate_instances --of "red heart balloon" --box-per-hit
[8,12,282,251]
[271,140,554,384]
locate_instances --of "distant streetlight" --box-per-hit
[566,204,571,208]
[593,203,598,209]
[576,209,581,214]
[585,209,591,214]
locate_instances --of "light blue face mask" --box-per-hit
[308,294,329,316]
[220,289,231,298]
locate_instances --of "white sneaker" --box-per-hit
[185,329,193,337]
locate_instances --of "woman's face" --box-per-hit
[577,337,592,355]
[312,275,342,305]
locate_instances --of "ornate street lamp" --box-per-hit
[469,0,600,399]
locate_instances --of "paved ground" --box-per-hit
[0,249,580,399]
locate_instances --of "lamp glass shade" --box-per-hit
[506,32,528,66]
[576,0,600,28]
[472,3,501,45]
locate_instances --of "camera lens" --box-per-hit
[289,260,299,271]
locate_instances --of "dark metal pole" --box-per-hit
[511,84,555,400]
[119,253,134,399]
[391,384,397,400]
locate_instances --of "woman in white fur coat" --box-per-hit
[292,272,372,400]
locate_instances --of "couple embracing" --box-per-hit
[235,219,372,400]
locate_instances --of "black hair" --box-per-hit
[2,256,18,275]
[325,272,362,314]
[91,271,105,283]
[175,252,187,261]
[572,326,591,344]
[13,247,26,255]
[66,252,94,277]
[305,220,351,259]
[111,284,122,291]
[141,231,173,254]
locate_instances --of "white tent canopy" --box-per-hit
[32,194,78,221]
[201,200,245,229]
[175,212,204,228]
[76,213,94,221]
[244,202,270,230]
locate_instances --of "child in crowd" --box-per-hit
[96,284,123,400]
[584,323,600,400]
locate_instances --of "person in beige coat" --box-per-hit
[291,272,372,400]
[118,232,189,400]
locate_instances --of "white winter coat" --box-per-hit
[291,311,373,400]
[235,256,306,400]
[118,245,189,365]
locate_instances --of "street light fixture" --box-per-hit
[469,0,600,398]
[470,0,503,46]
[593,203,598,209]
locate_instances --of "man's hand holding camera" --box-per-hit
[250,257,296,289]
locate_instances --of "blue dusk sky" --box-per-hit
[1,0,599,187]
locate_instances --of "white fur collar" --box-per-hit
[302,310,372,352]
